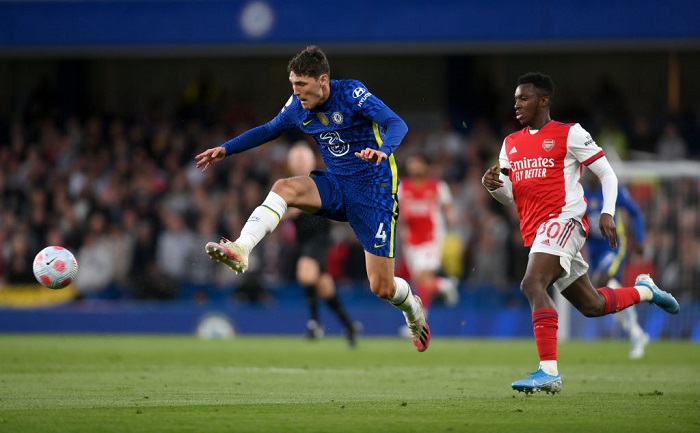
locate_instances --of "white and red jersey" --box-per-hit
[499,121,605,247]
[398,178,452,246]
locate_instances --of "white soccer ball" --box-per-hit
[32,246,79,290]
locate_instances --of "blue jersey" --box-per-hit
[279,79,402,185]
[221,79,408,258]
[223,79,406,187]
[585,185,645,278]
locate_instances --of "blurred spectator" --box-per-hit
[184,214,227,303]
[655,121,688,160]
[628,115,658,157]
[161,170,193,216]
[73,213,116,298]
[109,209,138,290]
[466,209,510,289]
[4,224,36,284]
[597,119,628,161]
[154,210,196,299]
[75,230,115,299]
[127,221,159,299]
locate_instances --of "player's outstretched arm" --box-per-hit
[195,146,226,172]
[355,148,388,166]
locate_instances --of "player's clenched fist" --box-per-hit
[482,164,504,191]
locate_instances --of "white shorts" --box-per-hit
[529,217,589,292]
[403,241,442,275]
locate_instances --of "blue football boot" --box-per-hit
[635,274,680,314]
[511,367,562,395]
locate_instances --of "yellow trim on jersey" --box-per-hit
[389,196,398,258]
[389,153,399,194]
[373,122,399,194]
[374,121,399,257]
[373,122,383,147]
[608,216,627,277]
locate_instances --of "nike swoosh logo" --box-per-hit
[373,244,386,249]
[302,120,312,126]
[47,258,56,265]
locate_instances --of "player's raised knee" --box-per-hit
[271,177,305,202]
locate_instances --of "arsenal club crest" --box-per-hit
[542,139,555,151]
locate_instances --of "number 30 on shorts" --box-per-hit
[537,219,577,248]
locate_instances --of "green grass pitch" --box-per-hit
[1,335,699,433]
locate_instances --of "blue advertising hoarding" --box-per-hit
[0,0,698,53]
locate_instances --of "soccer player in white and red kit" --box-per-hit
[398,153,458,314]
[482,72,679,395]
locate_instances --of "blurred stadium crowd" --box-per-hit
[1,79,699,307]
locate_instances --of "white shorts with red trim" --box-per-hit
[529,217,589,292]
[403,241,442,275]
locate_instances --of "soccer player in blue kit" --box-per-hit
[195,45,430,351]
[583,171,650,358]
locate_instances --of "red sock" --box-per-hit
[416,278,439,310]
[596,287,641,315]
[416,283,429,310]
[532,309,558,362]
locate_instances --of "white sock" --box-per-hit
[236,191,288,253]
[437,277,454,293]
[540,360,558,376]
[630,323,644,341]
[390,277,421,321]
[614,306,643,339]
[634,285,653,302]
